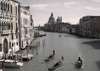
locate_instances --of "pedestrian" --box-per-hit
[53,50,55,55]
[61,56,64,61]
[36,48,38,55]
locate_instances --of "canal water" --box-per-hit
[3,32,100,71]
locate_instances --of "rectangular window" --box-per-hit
[8,4,9,12]
[16,6,17,15]
[8,23,10,30]
[12,34,13,40]
[0,22,2,32]
[23,18,28,25]
[11,23,13,30]
[2,22,4,30]
[25,28,27,34]
[11,5,12,14]
[22,41,23,47]
[9,42,11,48]
[16,23,18,38]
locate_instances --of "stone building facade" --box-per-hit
[44,13,71,33]
[79,16,100,38]
[0,0,20,59]
[20,6,34,49]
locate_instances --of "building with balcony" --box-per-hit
[10,0,20,53]
[20,6,34,49]
[0,0,20,59]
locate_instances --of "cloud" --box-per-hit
[64,1,77,8]
[50,3,61,7]
[31,4,48,10]
[91,0,100,3]
[84,6,98,11]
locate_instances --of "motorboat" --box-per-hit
[39,32,46,37]
[0,54,23,68]
[3,59,23,68]
[22,53,33,61]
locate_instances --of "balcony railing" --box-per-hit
[1,30,10,36]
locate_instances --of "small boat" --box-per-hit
[74,57,84,69]
[44,50,55,62]
[58,35,61,37]
[44,54,55,62]
[74,61,82,69]
[3,59,23,68]
[22,54,33,61]
[48,61,63,71]
[48,54,55,59]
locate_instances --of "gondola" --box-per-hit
[74,61,82,69]
[48,61,63,71]
[44,54,55,62]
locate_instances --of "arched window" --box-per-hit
[3,38,8,54]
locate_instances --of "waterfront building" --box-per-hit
[10,0,20,53]
[56,16,62,24]
[79,16,100,38]
[30,15,34,41]
[0,0,20,59]
[62,23,71,33]
[44,13,71,33]
[70,24,80,35]
[20,6,34,49]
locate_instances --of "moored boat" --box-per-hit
[22,53,33,61]
[3,59,23,68]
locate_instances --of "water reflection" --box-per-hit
[1,32,100,71]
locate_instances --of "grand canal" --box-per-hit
[4,32,100,71]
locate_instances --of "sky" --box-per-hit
[18,0,100,26]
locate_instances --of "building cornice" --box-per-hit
[10,0,20,4]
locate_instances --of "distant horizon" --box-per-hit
[18,0,100,26]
